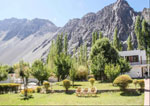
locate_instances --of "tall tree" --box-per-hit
[99,31,103,39]
[69,48,77,87]
[135,16,143,50]
[142,19,149,50]
[0,65,8,81]
[47,40,57,71]
[84,43,87,65]
[56,33,63,55]
[64,33,68,55]
[113,28,120,51]
[14,61,31,98]
[127,35,133,50]
[92,32,95,46]
[54,53,71,81]
[90,38,119,80]
[94,32,98,42]
[79,45,84,65]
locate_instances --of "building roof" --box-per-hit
[119,50,146,57]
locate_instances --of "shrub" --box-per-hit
[63,79,71,92]
[104,63,120,82]
[36,86,42,93]
[113,75,132,91]
[133,79,138,89]
[0,83,20,94]
[43,81,50,93]
[21,88,35,95]
[89,78,95,86]
[76,66,88,80]
[138,80,145,89]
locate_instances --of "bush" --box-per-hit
[0,83,20,94]
[113,75,132,91]
[76,66,88,80]
[137,80,145,89]
[21,88,35,95]
[89,78,95,86]
[36,86,42,93]
[104,63,120,82]
[20,88,34,100]
[133,79,138,89]
[63,79,71,92]
[43,81,50,93]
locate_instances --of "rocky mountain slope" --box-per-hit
[0,18,58,65]
[40,0,149,60]
[0,0,149,65]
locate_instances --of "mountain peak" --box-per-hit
[115,0,129,7]
[116,0,128,4]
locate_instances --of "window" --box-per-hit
[125,55,139,62]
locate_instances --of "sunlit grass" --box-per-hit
[0,92,144,105]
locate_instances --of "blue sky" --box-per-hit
[0,0,149,27]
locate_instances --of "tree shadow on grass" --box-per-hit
[59,84,82,87]
[120,91,141,96]
[77,95,99,98]
[20,95,34,100]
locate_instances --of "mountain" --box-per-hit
[41,0,149,60]
[0,18,58,65]
[0,0,149,65]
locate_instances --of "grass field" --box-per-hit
[0,92,144,105]
[52,81,140,90]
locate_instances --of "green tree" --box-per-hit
[14,61,31,98]
[31,60,50,85]
[92,32,95,46]
[69,48,77,87]
[79,45,84,65]
[94,32,98,42]
[0,65,8,81]
[142,19,150,51]
[83,43,88,66]
[56,33,63,55]
[127,35,133,50]
[118,58,131,74]
[47,40,57,72]
[64,33,68,55]
[54,53,71,81]
[104,63,120,82]
[90,38,119,80]
[113,28,120,51]
[99,31,103,39]
[135,16,143,50]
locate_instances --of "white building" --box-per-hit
[119,50,149,78]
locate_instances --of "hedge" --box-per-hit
[0,83,21,93]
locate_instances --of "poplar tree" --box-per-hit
[56,33,63,55]
[99,31,103,39]
[84,43,87,63]
[135,16,143,50]
[47,40,57,71]
[92,32,95,46]
[64,33,68,55]
[94,32,98,42]
[127,35,133,50]
[69,48,77,87]
[113,28,120,51]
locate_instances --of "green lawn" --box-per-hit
[0,92,144,105]
[52,81,140,90]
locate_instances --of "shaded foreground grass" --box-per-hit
[0,92,144,105]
